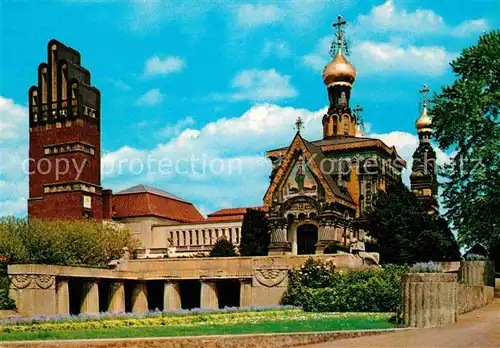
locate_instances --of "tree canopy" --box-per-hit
[362,182,460,264]
[209,236,237,257]
[239,208,270,256]
[430,30,500,256]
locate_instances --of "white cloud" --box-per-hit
[236,4,284,28]
[216,69,298,101]
[451,19,489,38]
[303,36,456,77]
[136,88,164,106]
[355,0,445,34]
[354,1,488,38]
[353,41,456,76]
[0,96,28,217]
[262,40,290,59]
[143,56,184,78]
[157,116,195,138]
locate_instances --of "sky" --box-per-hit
[0,0,498,217]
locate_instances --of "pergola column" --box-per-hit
[80,280,99,314]
[56,278,69,315]
[200,280,218,309]
[164,281,182,310]
[108,281,125,313]
[239,279,252,307]
[131,281,148,313]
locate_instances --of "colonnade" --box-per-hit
[54,278,252,315]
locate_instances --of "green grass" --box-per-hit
[0,315,399,341]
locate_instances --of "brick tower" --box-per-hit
[28,39,110,219]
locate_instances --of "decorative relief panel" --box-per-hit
[10,275,56,290]
[252,266,289,288]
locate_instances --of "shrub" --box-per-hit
[281,258,408,313]
[409,261,443,273]
[209,237,237,257]
[0,217,140,267]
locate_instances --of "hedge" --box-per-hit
[281,258,408,313]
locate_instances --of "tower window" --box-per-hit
[344,118,349,135]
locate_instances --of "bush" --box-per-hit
[409,261,443,273]
[209,237,237,257]
[281,258,408,313]
[0,217,140,267]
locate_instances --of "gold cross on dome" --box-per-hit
[419,84,430,106]
[330,15,348,56]
[295,116,303,133]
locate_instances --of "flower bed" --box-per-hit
[0,307,392,334]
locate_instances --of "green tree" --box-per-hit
[362,182,460,264]
[239,209,270,256]
[430,31,500,261]
[209,236,237,257]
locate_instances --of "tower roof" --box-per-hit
[416,105,432,133]
[322,49,357,87]
[115,184,187,202]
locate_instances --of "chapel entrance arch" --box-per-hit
[296,224,318,255]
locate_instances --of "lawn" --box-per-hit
[0,310,399,341]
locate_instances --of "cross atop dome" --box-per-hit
[295,116,304,134]
[330,15,349,57]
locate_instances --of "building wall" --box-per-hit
[151,221,243,256]
[115,216,177,249]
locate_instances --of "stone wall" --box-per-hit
[8,254,373,317]
[459,261,495,286]
[456,284,494,314]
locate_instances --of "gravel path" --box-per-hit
[304,299,500,348]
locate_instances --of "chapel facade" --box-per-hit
[263,16,406,255]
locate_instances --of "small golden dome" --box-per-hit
[416,106,432,133]
[322,49,356,87]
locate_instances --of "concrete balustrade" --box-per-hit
[402,273,457,328]
[81,280,99,314]
[164,281,182,310]
[108,281,125,313]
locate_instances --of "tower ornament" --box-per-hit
[295,116,304,134]
[330,15,349,57]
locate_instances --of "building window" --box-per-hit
[344,118,349,135]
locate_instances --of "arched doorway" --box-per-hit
[297,224,318,255]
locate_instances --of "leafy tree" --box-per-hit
[362,182,460,264]
[0,217,140,266]
[239,209,270,256]
[209,236,237,257]
[429,31,500,263]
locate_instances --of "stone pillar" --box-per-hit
[239,279,252,307]
[231,228,237,244]
[81,280,99,314]
[108,281,125,313]
[131,281,148,313]
[268,224,290,255]
[200,280,219,309]
[56,278,69,315]
[402,273,457,328]
[164,281,182,310]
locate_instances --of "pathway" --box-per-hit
[304,299,500,348]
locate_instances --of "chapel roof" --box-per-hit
[113,185,204,222]
[206,206,268,223]
[267,136,407,167]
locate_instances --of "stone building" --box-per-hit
[27,18,436,259]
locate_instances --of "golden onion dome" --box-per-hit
[322,49,356,87]
[416,105,432,133]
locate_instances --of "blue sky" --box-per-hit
[1,0,498,216]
